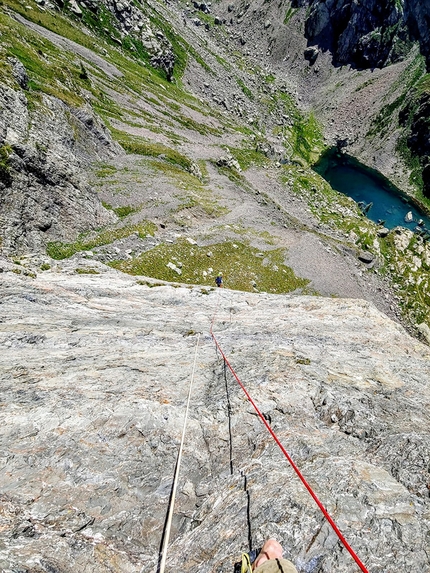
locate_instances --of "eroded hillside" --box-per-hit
[2,0,430,334]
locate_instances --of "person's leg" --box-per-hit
[252,539,283,570]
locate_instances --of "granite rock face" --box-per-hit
[0,266,428,572]
[0,81,119,255]
[301,0,430,69]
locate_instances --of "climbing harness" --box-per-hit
[156,333,201,573]
[210,292,370,573]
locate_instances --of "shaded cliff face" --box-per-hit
[0,265,429,572]
[304,0,410,69]
[0,70,119,254]
[300,0,430,70]
[405,0,430,68]
[399,88,430,197]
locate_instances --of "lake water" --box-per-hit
[313,149,430,231]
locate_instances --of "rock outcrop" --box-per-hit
[300,0,430,70]
[0,80,119,254]
[0,265,428,572]
[400,89,430,197]
[54,0,176,80]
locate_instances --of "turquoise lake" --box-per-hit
[313,150,430,231]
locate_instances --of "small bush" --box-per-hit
[75,267,99,274]
[113,206,139,218]
[79,62,89,80]
[0,144,12,184]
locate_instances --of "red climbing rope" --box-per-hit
[210,298,370,573]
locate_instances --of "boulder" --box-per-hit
[9,58,28,90]
[167,261,182,274]
[69,0,82,16]
[417,321,430,344]
[217,155,242,172]
[150,50,175,81]
[304,45,319,65]
[114,0,129,12]
[377,227,390,238]
[358,251,374,264]
[81,0,98,12]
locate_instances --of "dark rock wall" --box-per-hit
[0,83,119,254]
[405,0,430,68]
[400,90,430,197]
[302,0,430,70]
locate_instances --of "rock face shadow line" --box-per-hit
[242,471,253,553]
[222,354,252,551]
[223,359,234,476]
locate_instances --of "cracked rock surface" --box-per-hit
[0,266,429,572]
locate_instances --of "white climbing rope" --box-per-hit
[157,333,201,573]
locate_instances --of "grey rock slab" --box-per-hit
[0,269,429,572]
[0,82,119,253]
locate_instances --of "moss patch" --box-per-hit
[226,144,270,170]
[111,129,194,172]
[46,221,157,259]
[102,203,140,218]
[236,78,254,100]
[95,164,118,178]
[284,6,298,25]
[291,112,324,164]
[149,159,228,218]
[75,267,100,274]
[110,238,310,294]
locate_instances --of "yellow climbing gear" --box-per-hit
[240,553,252,573]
